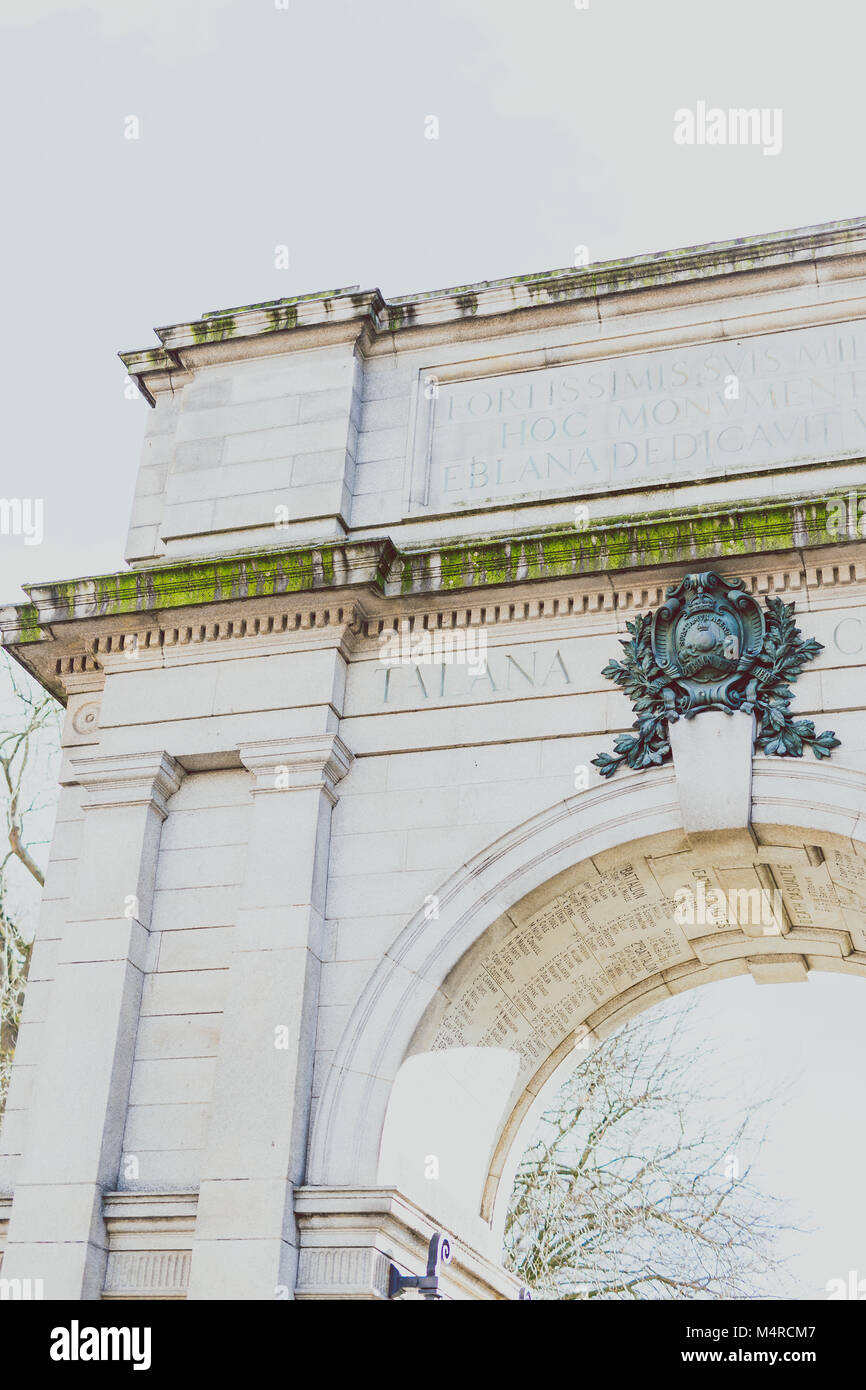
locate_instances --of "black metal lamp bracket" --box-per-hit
[388,1232,452,1300]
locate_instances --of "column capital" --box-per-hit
[66,750,184,817]
[239,734,353,803]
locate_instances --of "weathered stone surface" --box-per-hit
[669,711,756,831]
[1,217,866,1300]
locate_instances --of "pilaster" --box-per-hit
[0,750,183,1298]
[187,733,352,1299]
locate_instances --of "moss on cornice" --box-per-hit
[265,304,298,333]
[397,496,837,594]
[189,314,236,345]
[4,540,394,642]
[1,494,858,648]
[121,218,866,394]
[14,603,44,643]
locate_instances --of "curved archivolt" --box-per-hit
[311,758,866,1262]
[395,821,866,1239]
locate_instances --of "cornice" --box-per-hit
[391,494,860,595]
[2,492,860,635]
[119,216,866,403]
[3,495,864,703]
[1,538,394,642]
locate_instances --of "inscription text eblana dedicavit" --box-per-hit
[417,322,866,511]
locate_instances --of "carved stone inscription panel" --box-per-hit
[411,322,866,512]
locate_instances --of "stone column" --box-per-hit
[1,750,183,1299]
[187,733,352,1300]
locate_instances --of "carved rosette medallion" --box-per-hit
[71,700,101,736]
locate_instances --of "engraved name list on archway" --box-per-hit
[427,846,866,1089]
[430,862,692,1082]
[412,322,866,512]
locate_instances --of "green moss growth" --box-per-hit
[190,315,236,345]
[7,492,853,645]
[13,604,43,644]
[13,543,364,632]
[454,292,478,315]
[266,304,298,333]
[425,494,835,593]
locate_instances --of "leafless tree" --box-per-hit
[504,998,795,1299]
[0,653,62,1111]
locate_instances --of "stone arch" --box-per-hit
[309,757,866,1261]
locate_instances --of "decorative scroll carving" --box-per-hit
[592,572,840,778]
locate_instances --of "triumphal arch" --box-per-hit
[1,217,866,1299]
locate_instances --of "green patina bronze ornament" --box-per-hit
[651,572,765,717]
[591,571,841,779]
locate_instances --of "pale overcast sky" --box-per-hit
[1,0,864,1298]
[1,0,861,596]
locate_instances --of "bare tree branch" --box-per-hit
[504,999,797,1300]
[0,653,62,1110]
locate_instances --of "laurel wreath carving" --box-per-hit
[591,597,840,779]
